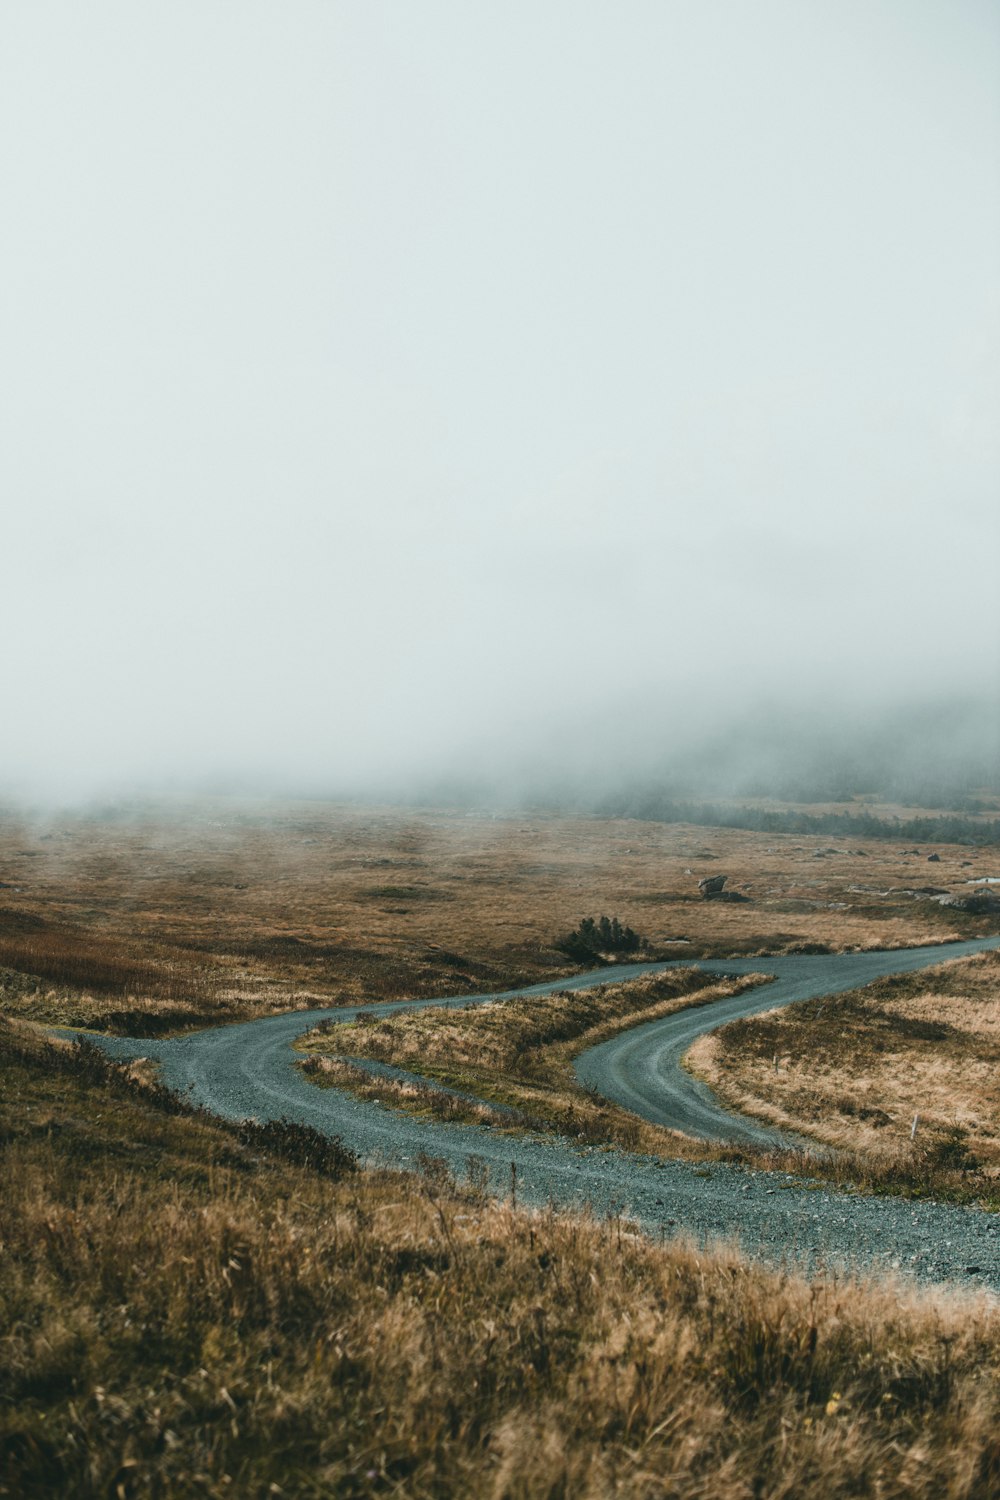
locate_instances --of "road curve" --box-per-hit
[574,937,1000,1146]
[83,935,1000,1287]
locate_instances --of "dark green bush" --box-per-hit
[557,915,645,965]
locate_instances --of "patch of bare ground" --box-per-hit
[687,949,1000,1206]
[298,969,771,1155]
[5,1018,1000,1498]
[1,799,996,1032]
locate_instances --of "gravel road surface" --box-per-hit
[84,936,1000,1289]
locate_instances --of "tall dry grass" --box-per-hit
[314,967,735,1074]
[3,1019,1000,1497]
[0,921,309,1033]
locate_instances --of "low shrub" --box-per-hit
[557,915,645,964]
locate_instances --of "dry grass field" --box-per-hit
[1,798,996,1034]
[4,801,1000,1494]
[688,949,1000,1183]
[5,1017,1000,1500]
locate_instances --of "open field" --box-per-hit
[1,799,997,1033]
[688,949,1000,1183]
[5,1017,1000,1499]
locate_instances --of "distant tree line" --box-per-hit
[558,915,645,965]
[593,797,1000,846]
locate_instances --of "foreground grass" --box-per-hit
[688,949,1000,1199]
[4,1021,1000,1498]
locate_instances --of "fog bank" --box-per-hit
[2,3,998,806]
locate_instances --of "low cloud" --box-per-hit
[2,3,998,806]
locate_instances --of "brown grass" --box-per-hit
[307,968,742,1075]
[5,1018,1000,1498]
[687,949,1000,1199]
[301,1053,543,1132]
[1,798,995,1033]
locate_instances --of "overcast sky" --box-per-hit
[2,1,998,800]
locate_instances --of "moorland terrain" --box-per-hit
[1,796,998,1034]
[2,796,1000,1496]
[5,1014,1000,1498]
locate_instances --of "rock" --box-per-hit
[696,873,750,902]
[936,890,1000,915]
[927,853,941,862]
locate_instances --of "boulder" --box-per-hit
[936,890,1000,915]
[927,853,941,863]
[697,874,750,902]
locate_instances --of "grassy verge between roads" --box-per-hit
[4,1016,1000,1499]
[299,961,1000,1211]
[297,968,768,1153]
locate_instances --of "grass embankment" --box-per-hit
[687,950,1000,1209]
[0,923,255,1035]
[2,800,997,1034]
[4,1018,1000,1499]
[297,969,769,1155]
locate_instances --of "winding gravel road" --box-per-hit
[86,935,1000,1288]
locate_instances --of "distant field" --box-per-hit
[594,791,1000,845]
[1,798,997,1032]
